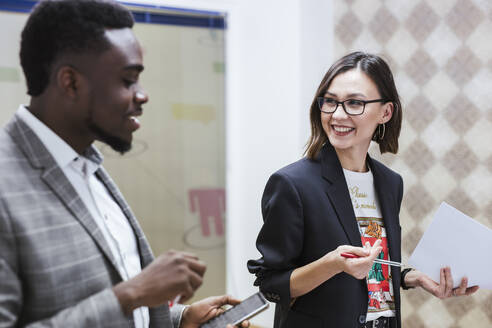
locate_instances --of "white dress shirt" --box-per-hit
[17,105,149,328]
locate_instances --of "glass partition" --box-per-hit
[0,1,226,303]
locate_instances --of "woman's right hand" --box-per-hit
[332,239,383,279]
[290,239,383,298]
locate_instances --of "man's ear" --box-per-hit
[55,66,82,99]
[380,102,393,124]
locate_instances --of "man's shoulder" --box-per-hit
[0,125,21,158]
[0,123,33,182]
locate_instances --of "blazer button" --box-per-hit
[358,314,366,324]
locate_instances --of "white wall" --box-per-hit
[125,0,333,325]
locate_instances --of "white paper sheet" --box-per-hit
[408,202,492,289]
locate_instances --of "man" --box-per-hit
[0,1,246,327]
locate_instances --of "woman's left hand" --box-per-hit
[413,267,479,299]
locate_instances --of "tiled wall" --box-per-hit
[334,0,492,327]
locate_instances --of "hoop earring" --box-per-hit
[378,123,385,140]
[373,123,385,141]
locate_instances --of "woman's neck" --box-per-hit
[334,146,368,172]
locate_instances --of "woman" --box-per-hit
[247,52,478,328]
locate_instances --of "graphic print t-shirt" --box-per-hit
[343,168,396,321]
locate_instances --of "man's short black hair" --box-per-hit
[20,0,135,96]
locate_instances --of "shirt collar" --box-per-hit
[16,105,103,169]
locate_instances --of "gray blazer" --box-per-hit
[0,113,182,327]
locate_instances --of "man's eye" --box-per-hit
[123,79,136,87]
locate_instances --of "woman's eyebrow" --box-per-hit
[345,92,367,99]
[324,91,367,98]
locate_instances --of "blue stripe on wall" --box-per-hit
[0,0,226,29]
[0,0,36,13]
[132,12,225,29]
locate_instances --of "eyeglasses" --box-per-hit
[317,97,387,116]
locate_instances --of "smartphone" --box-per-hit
[200,292,269,328]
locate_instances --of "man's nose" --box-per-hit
[135,90,149,104]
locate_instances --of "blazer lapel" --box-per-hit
[369,157,402,301]
[368,157,401,263]
[5,115,120,272]
[94,165,155,268]
[321,144,362,247]
[91,158,162,324]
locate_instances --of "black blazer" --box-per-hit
[248,144,404,328]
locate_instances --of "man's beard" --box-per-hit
[88,122,132,154]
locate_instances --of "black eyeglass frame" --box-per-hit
[317,97,388,116]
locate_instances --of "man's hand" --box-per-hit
[113,250,206,314]
[180,295,250,328]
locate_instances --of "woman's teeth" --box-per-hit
[333,126,353,133]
